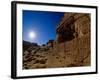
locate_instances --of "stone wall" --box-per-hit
[55,13,91,66]
[56,13,90,43]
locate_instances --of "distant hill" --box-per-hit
[23,40,39,52]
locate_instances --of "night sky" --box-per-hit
[23,10,64,45]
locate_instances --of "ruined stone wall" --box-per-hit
[55,13,91,66]
[56,13,90,42]
[74,13,90,37]
[57,13,75,28]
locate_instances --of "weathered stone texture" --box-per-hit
[55,13,91,66]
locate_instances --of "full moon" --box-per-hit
[29,31,36,39]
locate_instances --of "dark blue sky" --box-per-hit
[23,10,64,45]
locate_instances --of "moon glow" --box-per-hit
[29,31,36,39]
